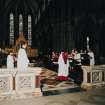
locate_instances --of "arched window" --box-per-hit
[9,13,14,46]
[19,14,23,34]
[28,15,32,46]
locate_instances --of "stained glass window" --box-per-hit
[9,13,14,46]
[19,14,23,34]
[28,15,32,46]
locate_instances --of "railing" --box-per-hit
[81,65,105,89]
[0,67,42,95]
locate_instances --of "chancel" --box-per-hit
[0,0,105,104]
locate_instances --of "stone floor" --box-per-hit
[0,87,105,105]
[0,67,105,105]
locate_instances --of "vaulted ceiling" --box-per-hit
[0,0,45,22]
[0,0,39,14]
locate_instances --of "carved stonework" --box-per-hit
[92,72,99,83]
[18,76,31,89]
[0,74,13,93]
[16,73,35,92]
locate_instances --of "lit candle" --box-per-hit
[87,36,89,42]
[86,36,89,49]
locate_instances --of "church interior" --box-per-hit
[0,0,105,104]
[0,0,105,63]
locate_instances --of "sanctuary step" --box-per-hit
[42,87,83,96]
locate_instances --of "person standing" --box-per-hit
[7,51,14,69]
[17,42,29,70]
[82,50,90,65]
[74,50,81,65]
[57,51,69,81]
[88,49,95,66]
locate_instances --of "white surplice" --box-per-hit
[7,55,14,69]
[88,52,95,65]
[17,48,29,70]
[58,52,69,77]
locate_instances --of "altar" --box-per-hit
[15,32,38,57]
[4,32,38,58]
